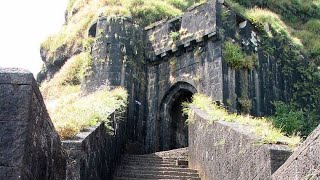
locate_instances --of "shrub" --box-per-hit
[222,40,246,69]
[271,101,303,136]
[170,31,180,41]
[222,40,244,68]
[305,19,320,34]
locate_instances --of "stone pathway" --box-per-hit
[114,148,201,180]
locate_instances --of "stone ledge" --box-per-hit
[0,68,46,107]
[0,67,34,85]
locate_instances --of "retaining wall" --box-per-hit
[63,112,127,180]
[188,108,292,180]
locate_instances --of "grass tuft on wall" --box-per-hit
[48,87,127,139]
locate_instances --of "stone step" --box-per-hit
[116,169,199,177]
[114,173,200,179]
[120,162,181,168]
[116,166,197,173]
[122,157,179,163]
[114,177,200,180]
[123,156,181,161]
[121,159,176,165]
[113,148,199,180]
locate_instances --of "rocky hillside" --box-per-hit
[226,0,320,66]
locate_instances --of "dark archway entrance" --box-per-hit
[159,82,197,151]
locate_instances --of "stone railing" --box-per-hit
[63,112,127,180]
[188,107,292,180]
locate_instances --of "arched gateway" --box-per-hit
[158,82,197,151]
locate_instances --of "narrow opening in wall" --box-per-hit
[169,17,182,33]
[88,22,97,37]
[236,15,247,29]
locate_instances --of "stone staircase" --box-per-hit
[114,148,201,180]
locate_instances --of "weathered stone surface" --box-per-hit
[65,0,317,155]
[272,124,320,180]
[0,68,66,180]
[188,108,292,180]
[63,112,127,180]
[83,17,147,153]
[145,0,217,57]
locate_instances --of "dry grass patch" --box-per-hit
[47,87,127,139]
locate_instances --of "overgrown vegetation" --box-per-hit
[40,50,127,139]
[48,87,127,139]
[225,0,320,66]
[222,40,255,69]
[183,94,301,147]
[41,0,207,64]
[272,101,303,136]
[272,101,319,138]
[222,0,320,136]
[170,31,180,41]
[41,51,92,99]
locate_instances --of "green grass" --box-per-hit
[183,93,301,147]
[47,87,127,139]
[225,0,320,65]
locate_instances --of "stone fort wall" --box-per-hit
[0,68,66,180]
[82,0,311,153]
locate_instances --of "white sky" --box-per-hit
[0,0,67,76]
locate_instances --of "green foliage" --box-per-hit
[222,40,245,68]
[226,0,320,65]
[127,0,184,26]
[259,30,320,137]
[183,93,301,147]
[305,19,320,34]
[271,101,303,136]
[222,1,320,136]
[170,31,180,41]
[222,40,255,69]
